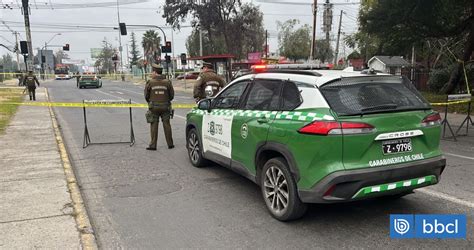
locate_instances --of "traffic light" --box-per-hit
[161,41,172,53]
[20,41,28,54]
[180,53,187,65]
[165,55,171,64]
[63,44,70,51]
[119,23,127,36]
[112,54,118,61]
[41,55,46,63]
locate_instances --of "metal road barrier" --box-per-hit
[436,94,473,141]
[82,99,135,148]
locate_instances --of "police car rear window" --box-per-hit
[320,76,430,116]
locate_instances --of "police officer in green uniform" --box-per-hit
[193,62,225,102]
[144,63,175,150]
[23,71,40,101]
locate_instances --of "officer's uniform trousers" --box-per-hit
[149,103,173,148]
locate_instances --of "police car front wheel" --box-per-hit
[261,157,307,221]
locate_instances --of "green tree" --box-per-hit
[315,39,334,63]
[356,0,474,93]
[142,30,161,65]
[277,19,311,61]
[1,54,18,72]
[185,29,218,57]
[94,39,115,74]
[164,1,265,59]
[129,32,141,69]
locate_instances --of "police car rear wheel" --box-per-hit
[187,128,207,167]
[261,157,307,221]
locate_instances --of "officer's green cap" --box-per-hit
[151,63,162,69]
[202,62,213,69]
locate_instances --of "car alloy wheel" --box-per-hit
[260,157,307,221]
[187,128,207,167]
[263,166,289,215]
[188,132,200,164]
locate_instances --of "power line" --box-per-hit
[0,34,14,44]
[0,0,150,9]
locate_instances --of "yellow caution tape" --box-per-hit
[430,100,472,106]
[2,102,195,109]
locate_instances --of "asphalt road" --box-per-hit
[45,79,473,248]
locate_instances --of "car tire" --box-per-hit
[186,128,208,168]
[260,157,307,221]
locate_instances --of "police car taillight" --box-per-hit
[298,121,375,135]
[421,113,441,127]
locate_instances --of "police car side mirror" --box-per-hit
[198,99,212,112]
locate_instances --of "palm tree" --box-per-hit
[142,30,161,67]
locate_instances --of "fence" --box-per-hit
[401,68,430,91]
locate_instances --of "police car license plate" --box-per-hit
[382,138,412,155]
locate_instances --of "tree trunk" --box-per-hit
[441,3,474,94]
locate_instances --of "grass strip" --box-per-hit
[0,88,24,134]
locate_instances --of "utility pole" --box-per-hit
[334,10,343,65]
[265,30,268,59]
[411,45,415,82]
[116,0,124,80]
[21,0,34,71]
[199,25,203,57]
[171,29,175,76]
[13,32,20,70]
[310,0,318,60]
[323,0,333,56]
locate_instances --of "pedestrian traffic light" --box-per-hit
[161,41,172,53]
[41,55,46,63]
[63,44,70,51]
[165,55,171,64]
[119,23,127,36]
[180,53,187,65]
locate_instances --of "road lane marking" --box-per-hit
[418,188,474,209]
[444,152,474,161]
[174,114,186,120]
[119,88,143,95]
[96,89,138,103]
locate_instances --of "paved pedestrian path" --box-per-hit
[0,88,81,248]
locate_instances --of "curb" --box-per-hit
[44,88,98,250]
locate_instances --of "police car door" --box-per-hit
[231,79,282,177]
[202,80,250,167]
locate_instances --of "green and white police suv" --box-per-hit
[185,64,446,221]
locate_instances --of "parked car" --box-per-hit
[185,64,445,221]
[177,72,200,80]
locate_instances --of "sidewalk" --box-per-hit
[0,88,84,248]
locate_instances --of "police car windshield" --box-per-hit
[319,76,430,116]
